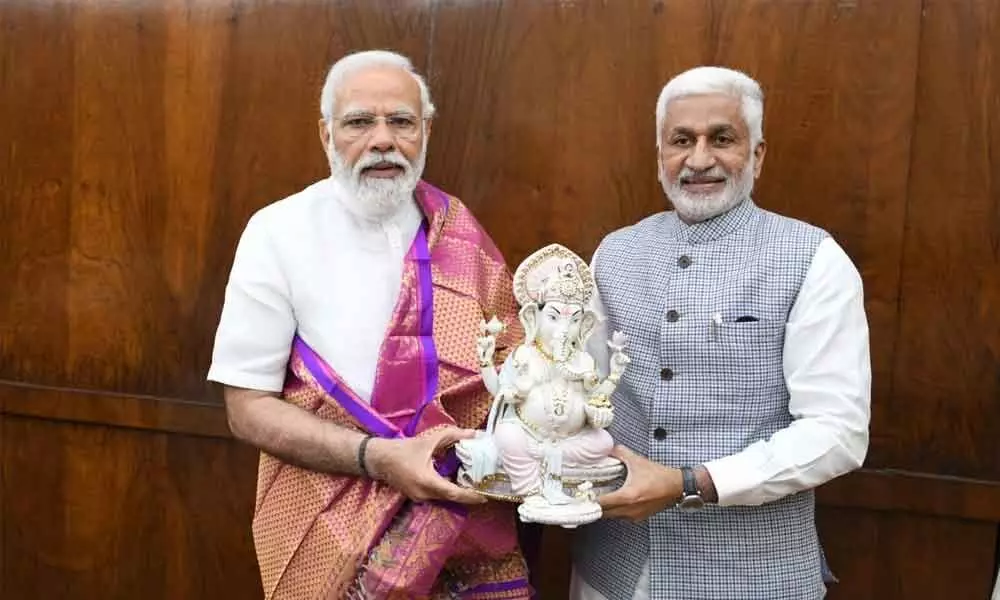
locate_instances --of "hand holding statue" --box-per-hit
[368,427,487,505]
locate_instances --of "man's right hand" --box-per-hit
[366,427,487,505]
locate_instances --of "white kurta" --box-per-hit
[207,177,422,402]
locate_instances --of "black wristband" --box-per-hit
[681,466,700,496]
[358,435,373,478]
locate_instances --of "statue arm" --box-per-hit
[584,257,611,378]
[496,353,521,399]
[476,257,523,398]
[477,338,528,404]
[579,268,627,421]
[506,347,534,402]
[587,350,628,406]
[584,252,630,383]
[477,332,502,396]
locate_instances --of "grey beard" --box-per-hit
[328,143,426,222]
[663,161,755,223]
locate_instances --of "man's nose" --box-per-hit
[367,119,395,153]
[685,138,716,171]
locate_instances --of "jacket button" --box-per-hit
[666,310,680,322]
[660,368,673,380]
[653,427,667,440]
[678,255,692,269]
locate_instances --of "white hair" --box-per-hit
[655,66,764,149]
[319,50,436,121]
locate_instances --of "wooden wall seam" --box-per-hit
[4,379,1000,523]
[0,381,230,439]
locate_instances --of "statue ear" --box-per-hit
[579,310,598,344]
[519,303,540,344]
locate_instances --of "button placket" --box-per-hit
[660,250,692,385]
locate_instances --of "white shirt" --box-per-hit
[575,236,871,600]
[207,178,422,402]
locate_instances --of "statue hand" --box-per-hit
[585,403,614,429]
[607,331,629,353]
[475,335,496,366]
[497,385,522,405]
[609,351,631,378]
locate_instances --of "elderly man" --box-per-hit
[207,50,530,599]
[571,66,872,599]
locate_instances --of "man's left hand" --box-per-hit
[598,445,683,521]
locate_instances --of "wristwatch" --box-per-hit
[676,466,705,511]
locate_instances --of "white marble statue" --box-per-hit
[456,243,630,527]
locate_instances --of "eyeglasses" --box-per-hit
[331,112,425,141]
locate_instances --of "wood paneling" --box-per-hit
[429,0,667,262]
[817,468,1000,522]
[817,507,998,600]
[887,0,1000,480]
[1,0,998,598]
[0,382,230,438]
[0,415,259,599]
[0,414,4,600]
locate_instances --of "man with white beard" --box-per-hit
[571,66,872,599]
[207,50,532,599]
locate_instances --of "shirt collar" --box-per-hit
[661,197,758,245]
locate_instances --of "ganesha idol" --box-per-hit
[455,243,630,528]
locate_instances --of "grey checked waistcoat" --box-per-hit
[574,199,829,600]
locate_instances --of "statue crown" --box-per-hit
[513,244,594,307]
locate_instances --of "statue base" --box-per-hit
[517,495,603,528]
[455,455,625,527]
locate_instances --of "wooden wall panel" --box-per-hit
[0,382,231,438]
[429,0,668,263]
[0,1,75,387]
[817,507,998,599]
[1,415,259,599]
[1,0,998,598]
[0,414,4,600]
[888,0,1000,481]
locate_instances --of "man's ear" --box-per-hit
[318,118,330,147]
[319,118,334,163]
[752,140,767,178]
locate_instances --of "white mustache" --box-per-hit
[678,166,729,183]
[354,151,410,176]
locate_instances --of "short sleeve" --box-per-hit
[207,211,296,392]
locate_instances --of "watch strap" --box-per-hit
[681,466,700,497]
